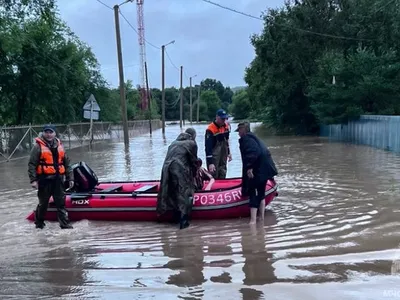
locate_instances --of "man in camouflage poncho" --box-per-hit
[156,128,198,229]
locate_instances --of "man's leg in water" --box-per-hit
[53,178,73,229]
[248,184,258,225]
[257,180,267,221]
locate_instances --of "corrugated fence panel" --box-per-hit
[320,115,400,153]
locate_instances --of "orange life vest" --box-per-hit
[206,122,230,141]
[35,137,66,175]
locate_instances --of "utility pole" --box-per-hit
[160,40,175,133]
[114,4,129,147]
[189,74,197,124]
[180,66,183,128]
[197,85,200,123]
[145,61,152,135]
[161,45,166,134]
[189,76,192,124]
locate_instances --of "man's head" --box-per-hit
[42,124,56,142]
[235,121,251,137]
[185,127,197,140]
[215,109,228,125]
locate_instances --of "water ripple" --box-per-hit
[1,125,400,299]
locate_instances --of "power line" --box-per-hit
[94,0,188,82]
[200,0,262,21]
[199,0,375,41]
[95,0,161,49]
[119,10,161,50]
[101,63,139,71]
[95,0,113,10]
[164,49,179,71]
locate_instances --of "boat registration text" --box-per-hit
[193,189,242,205]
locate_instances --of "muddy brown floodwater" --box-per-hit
[1,123,400,300]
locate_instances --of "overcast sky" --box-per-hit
[56,0,283,89]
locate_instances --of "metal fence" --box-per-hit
[320,115,400,153]
[0,120,161,162]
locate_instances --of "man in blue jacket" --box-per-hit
[235,121,278,225]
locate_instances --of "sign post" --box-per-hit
[83,94,101,144]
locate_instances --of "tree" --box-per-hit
[308,47,400,124]
[0,1,235,125]
[244,0,400,134]
[0,0,106,125]
[200,90,221,121]
[229,89,251,120]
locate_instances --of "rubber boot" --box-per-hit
[172,210,181,224]
[35,222,46,229]
[179,214,190,229]
[58,209,73,229]
[34,208,46,229]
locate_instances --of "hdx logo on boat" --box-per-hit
[72,199,90,205]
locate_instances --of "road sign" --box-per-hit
[83,94,101,120]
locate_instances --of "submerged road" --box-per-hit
[1,122,400,299]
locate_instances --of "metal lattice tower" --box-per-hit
[136,0,148,110]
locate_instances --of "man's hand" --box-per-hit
[31,181,38,189]
[247,169,254,179]
[208,164,216,173]
[227,154,232,162]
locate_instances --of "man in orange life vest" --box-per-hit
[28,124,74,229]
[205,109,232,179]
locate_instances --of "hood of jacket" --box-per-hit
[176,132,194,141]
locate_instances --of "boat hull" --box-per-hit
[26,178,278,222]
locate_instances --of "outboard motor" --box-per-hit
[71,161,98,192]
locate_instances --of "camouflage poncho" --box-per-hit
[156,132,198,217]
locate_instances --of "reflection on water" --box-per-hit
[1,123,400,299]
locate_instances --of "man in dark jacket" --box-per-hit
[157,128,198,229]
[236,122,278,225]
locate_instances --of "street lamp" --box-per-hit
[161,40,176,134]
[189,74,197,124]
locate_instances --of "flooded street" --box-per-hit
[1,123,400,299]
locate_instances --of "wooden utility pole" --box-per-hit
[161,45,166,134]
[197,85,200,123]
[114,4,129,147]
[180,66,183,128]
[144,61,152,135]
[189,76,192,124]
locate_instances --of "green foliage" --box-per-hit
[200,90,222,120]
[0,1,236,126]
[229,89,251,120]
[245,0,400,134]
[308,47,400,124]
[0,0,104,124]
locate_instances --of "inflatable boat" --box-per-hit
[26,162,279,223]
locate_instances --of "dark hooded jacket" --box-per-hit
[156,132,198,216]
[239,132,278,196]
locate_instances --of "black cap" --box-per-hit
[234,121,250,132]
[43,124,56,133]
[216,109,228,119]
